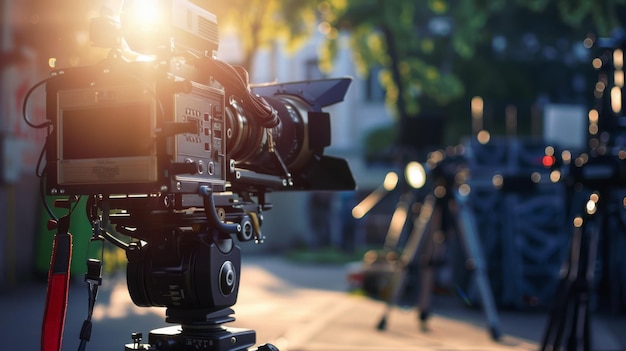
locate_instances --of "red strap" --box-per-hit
[41,225,72,351]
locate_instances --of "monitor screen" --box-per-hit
[61,103,154,160]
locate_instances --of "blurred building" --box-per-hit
[1,0,54,288]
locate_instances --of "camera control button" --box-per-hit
[197,160,204,174]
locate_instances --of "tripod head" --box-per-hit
[74,186,271,350]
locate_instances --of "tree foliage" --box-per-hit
[519,0,626,35]
[316,1,463,118]
[305,0,626,148]
[206,0,320,71]
[317,0,506,118]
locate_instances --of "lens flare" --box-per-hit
[405,162,426,189]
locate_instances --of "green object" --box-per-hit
[34,196,94,276]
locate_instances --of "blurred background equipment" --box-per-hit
[358,149,502,341]
[540,29,626,351]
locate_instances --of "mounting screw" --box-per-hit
[131,332,142,347]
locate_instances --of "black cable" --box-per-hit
[77,239,104,351]
[29,80,56,223]
[22,76,53,129]
[39,172,57,221]
[34,125,50,178]
[69,196,82,215]
[198,57,279,128]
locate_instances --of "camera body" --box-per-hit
[44,0,355,201]
[46,59,228,196]
[44,57,355,204]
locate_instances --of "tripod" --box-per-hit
[372,155,502,340]
[539,187,620,351]
[539,147,626,351]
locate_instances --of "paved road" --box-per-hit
[1,255,624,350]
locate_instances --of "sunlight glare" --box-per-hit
[383,172,399,191]
[405,162,426,189]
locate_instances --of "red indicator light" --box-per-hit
[542,155,556,167]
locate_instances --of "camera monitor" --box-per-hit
[56,86,157,186]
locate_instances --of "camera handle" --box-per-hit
[200,185,241,235]
[200,185,265,243]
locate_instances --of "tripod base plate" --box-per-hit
[147,325,256,351]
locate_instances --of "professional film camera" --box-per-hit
[27,1,355,350]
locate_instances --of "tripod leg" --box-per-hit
[377,267,408,331]
[540,275,574,351]
[416,256,435,330]
[377,195,436,331]
[566,215,599,351]
[454,191,502,341]
[540,215,588,351]
[415,199,447,330]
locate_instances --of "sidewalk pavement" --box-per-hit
[1,255,625,350]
